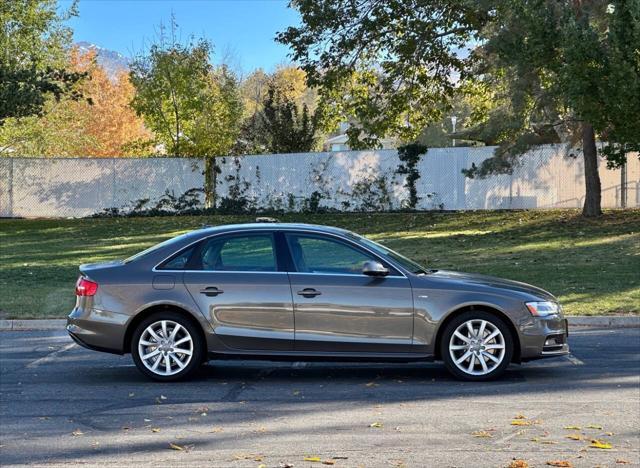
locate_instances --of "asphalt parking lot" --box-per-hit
[1,327,638,467]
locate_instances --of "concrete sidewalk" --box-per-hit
[1,315,639,330]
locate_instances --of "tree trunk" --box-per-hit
[581,123,602,217]
[204,156,218,210]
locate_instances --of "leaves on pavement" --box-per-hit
[507,459,529,468]
[304,456,321,462]
[589,439,612,449]
[472,430,493,438]
[563,425,581,430]
[546,461,572,467]
[369,422,383,428]
[586,424,603,430]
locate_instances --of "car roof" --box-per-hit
[193,222,352,237]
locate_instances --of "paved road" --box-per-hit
[1,328,639,467]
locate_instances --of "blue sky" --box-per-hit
[59,0,300,74]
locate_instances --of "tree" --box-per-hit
[0,49,150,157]
[260,81,319,153]
[0,0,84,123]
[129,21,243,207]
[277,1,484,147]
[459,0,640,216]
[278,0,640,216]
[236,66,320,154]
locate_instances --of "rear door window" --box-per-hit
[195,234,277,272]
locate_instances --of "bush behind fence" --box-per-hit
[0,146,638,218]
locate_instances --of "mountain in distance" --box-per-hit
[75,41,130,80]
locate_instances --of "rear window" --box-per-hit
[124,233,192,264]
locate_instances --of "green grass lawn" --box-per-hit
[1,210,638,318]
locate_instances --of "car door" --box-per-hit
[284,232,414,353]
[182,232,294,351]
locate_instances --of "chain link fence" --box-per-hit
[0,145,638,218]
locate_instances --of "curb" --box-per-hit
[0,319,67,330]
[0,316,638,331]
[567,316,640,328]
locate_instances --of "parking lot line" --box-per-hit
[26,342,76,369]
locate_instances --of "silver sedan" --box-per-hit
[67,222,569,381]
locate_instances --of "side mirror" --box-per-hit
[362,260,389,277]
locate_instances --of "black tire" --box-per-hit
[440,310,514,381]
[131,311,205,382]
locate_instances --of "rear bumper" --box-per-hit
[67,306,129,354]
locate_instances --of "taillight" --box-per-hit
[76,277,98,296]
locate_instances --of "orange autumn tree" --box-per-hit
[70,49,151,156]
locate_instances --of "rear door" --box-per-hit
[284,232,414,353]
[182,232,294,351]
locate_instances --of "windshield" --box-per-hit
[123,232,192,264]
[346,232,428,274]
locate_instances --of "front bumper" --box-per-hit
[519,316,570,361]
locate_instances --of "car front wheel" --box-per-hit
[131,312,204,381]
[440,311,514,381]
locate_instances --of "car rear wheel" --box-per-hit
[131,312,204,381]
[440,311,514,381]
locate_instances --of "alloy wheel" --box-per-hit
[138,320,194,376]
[448,319,506,376]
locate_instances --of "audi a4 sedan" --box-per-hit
[67,222,569,381]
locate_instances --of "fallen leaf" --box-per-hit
[514,414,527,419]
[304,456,322,462]
[168,442,184,451]
[71,429,84,436]
[566,434,582,440]
[121,426,131,431]
[589,439,612,449]
[616,459,630,464]
[511,420,532,426]
[365,382,378,387]
[564,425,581,430]
[369,422,383,428]
[258,465,267,468]
[151,428,160,433]
[586,424,603,430]
[254,455,264,461]
[539,440,558,445]
[209,427,224,433]
[472,430,493,438]
[279,463,294,468]
[322,461,335,466]
[144,418,152,423]
[507,460,529,468]
[604,431,614,436]
[546,461,573,467]
[332,456,349,460]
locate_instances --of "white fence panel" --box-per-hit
[0,145,637,218]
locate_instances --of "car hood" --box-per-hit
[422,269,556,301]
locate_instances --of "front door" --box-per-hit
[183,233,294,351]
[284,233,414,353]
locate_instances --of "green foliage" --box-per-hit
[129,23,243,158]
[396,143,428,209]
[260,83,320,153]
[277,1,485,148]
[462,0,640,175]
[0,0,84,123]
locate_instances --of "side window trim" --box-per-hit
[195,232,279,272]
[155,231,284,273]
[283,231,402,277]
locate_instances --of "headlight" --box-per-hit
[526,301,560,317]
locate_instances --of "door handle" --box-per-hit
[200,286,224,297]
[297,288,321,298]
